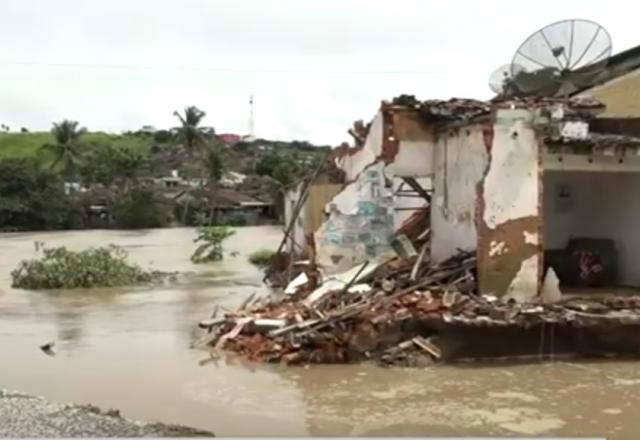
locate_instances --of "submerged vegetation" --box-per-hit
[190,226,235,263]
[11,244,150,289]
[248,249,275,266]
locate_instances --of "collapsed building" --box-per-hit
[303,94,640,301]
[198,93,640,365]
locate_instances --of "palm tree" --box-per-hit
[42,120,87,180]
[172,106,209,156]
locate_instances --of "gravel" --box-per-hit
[0,389,214,437]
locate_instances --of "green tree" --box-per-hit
[255,152,301,186]
[42,120,87,180]
[255,152,279,177]
[79,145,144,189]
[172,106,210,155]
[112,185,172,229]
[0,158,80,230]
[272,158,300,186]
[191,226,235,263]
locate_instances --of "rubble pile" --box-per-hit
[197,244,640,366]
[198,248,478,366]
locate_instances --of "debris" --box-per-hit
[198,317,226,329]
[412,336,442,359]
[410,240,429,281]
[541,267,562,304]
[284,272,309,295]
[40,342,55,357]
[198,245,480,365]
[304,260,376,307]
[198,220,640,366]
[238,292,256,311]
[251,319,287,332]
[215,317,253,350]
[390,234,417,258]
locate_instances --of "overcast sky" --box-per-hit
[0,0,637,145]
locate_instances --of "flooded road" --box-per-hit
[1,227,639,438]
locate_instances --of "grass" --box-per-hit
[248,249,275,267]
[0,131,153,160]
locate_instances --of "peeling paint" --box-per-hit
[523,231,538,245]
[314,163,395,274]
[477,108,542,300]
[483,110,539,229]
[504,255,539,303]
[489,240,507,257]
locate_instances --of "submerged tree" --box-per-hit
[172,106,210,156]
[190,226,235,263]
[42,120,87,180]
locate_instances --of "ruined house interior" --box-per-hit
[285,94,640,303]
[543,117,640,296]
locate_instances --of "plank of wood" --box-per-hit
[412,336,442,359]
[198,317,227,329]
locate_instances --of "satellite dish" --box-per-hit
[511,19,612,97]
[489,64,525,95]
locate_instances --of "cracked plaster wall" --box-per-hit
[430,123,488,262]
[477,108,542,302]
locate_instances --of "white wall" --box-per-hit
[430,124,488,262]
[544,170,640,286]
[386,139,434,177]
[335,111,384,182]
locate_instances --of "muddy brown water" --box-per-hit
[0,227,639,438]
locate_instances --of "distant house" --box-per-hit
[216,133,242,145]
[220,171,247,188]
[173,187,275,225]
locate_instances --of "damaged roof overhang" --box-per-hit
[545,132,640,152]
[389,95,492,124]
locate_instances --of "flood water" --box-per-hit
[1,227,639,438]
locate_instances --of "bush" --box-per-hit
[0,158,76,230]
[248,249,275,267]
[222,213,248,227]
[153,130,173,144]
[191,226,235,263]
[112,186,173,229]
[11,245,150,289]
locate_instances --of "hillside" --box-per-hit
[0,131,151,160]
[0,130,332,182]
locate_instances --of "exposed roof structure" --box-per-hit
[390,95,492,123]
